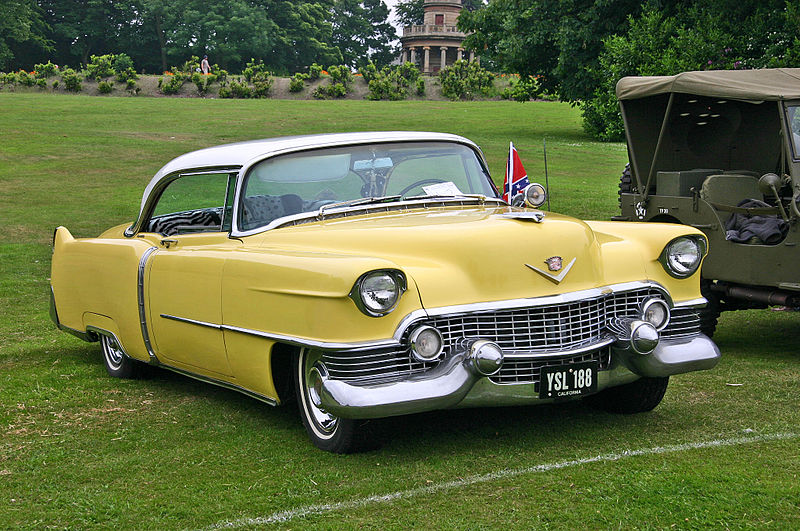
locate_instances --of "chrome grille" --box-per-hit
[662,307,701,339]
[427,288,673,355]
[322,347,430,382]
[491,347,612,386]
[324,287,702,385]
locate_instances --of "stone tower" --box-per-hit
[399,0,476,74]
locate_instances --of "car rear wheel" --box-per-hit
[101,334,145,379]
[294,348,374,453]
[589,376,669,414]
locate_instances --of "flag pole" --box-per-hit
[543,138,551,211]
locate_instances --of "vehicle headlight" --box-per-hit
[640,298,670,330]
[409,325,443,362]
[660,236,706,278]
[350,270,406,317]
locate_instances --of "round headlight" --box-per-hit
[409,326,443,362]
[662,237,704,278]
[523,183,547,208]
[352,270,406,316]
[641,298,670,330]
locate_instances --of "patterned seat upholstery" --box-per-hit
[241,194,304,230]
[148,207,223,236]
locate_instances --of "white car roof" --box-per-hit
[140,131,478,211]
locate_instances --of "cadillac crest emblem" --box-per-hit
[525,256,577,284]
[544,256,563,271]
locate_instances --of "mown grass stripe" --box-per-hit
[206,431,797,529]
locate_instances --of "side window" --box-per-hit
[148,173,232,235]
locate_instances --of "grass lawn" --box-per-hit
[1,93,798,529]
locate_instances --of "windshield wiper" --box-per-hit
[317,195,402,219]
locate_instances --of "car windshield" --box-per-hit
[238,141,496,231]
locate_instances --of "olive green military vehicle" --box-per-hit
[615,68,800,336]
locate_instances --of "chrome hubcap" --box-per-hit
[301,350,338,435]
[103,336,125,369]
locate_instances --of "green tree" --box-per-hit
[331,0,396,68]
[0,0,52,69]
[458,0,643,101]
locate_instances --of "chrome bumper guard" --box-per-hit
[315,331,720,420]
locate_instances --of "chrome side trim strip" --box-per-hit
[157,363,278,406]
[160,313,222,329]
[222,324,400,351]
[138,247,160,363]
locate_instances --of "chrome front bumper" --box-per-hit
[315,334,720,419]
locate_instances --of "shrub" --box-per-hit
[500,75,541,102]
[191,72,216,94]
[126,79,136,91]
[17,70,36,87]
[243,58,269,82]
[160,73,186,94]
[252,77,272,98]
[111,53,134,75]
[289,73,308,92]
[86,54,115,79]
[313,81,347,99]
[1,72,17,85]
[218,86,232,98]
[359,62,378,84]
[229,80,252,98]
[61,68,82,92]
[215,68,228,85]
[308,63,323,80]
[115,67,138,83]
[327,65,353,86]
[34,61,58,78]
[36,78,47,88]
[439,60,495,100]
[365,62,421,101]
[98,80,113,93]
[52,80,59,89]
[180,56,200,75]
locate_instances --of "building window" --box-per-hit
[435,14,444,25]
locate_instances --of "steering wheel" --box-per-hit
[397,178,447,197]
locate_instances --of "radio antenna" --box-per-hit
[543,138,551,210]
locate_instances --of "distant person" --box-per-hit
[201,55,210,75]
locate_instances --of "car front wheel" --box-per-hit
[589,376,669,414]
[294,348,373,453]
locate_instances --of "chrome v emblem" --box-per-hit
[525,257,577,284]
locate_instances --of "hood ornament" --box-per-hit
[526,257,576,284]
[497,211,545,223]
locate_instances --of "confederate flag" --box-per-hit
[502,142,530,203]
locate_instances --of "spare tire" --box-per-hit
[618,163,637,209]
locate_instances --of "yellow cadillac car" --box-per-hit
[50,132,720,453]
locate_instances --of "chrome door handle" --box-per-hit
[160,239,178,248]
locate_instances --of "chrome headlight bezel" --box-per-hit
[659,235,707,279]
[349,269,407,317]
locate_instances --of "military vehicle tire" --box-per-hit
[699,281,720,338]
[618,163,636,208]
[588,376,669,414]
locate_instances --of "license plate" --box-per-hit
[539,361,598,399]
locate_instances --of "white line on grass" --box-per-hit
[206,431,797,529]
